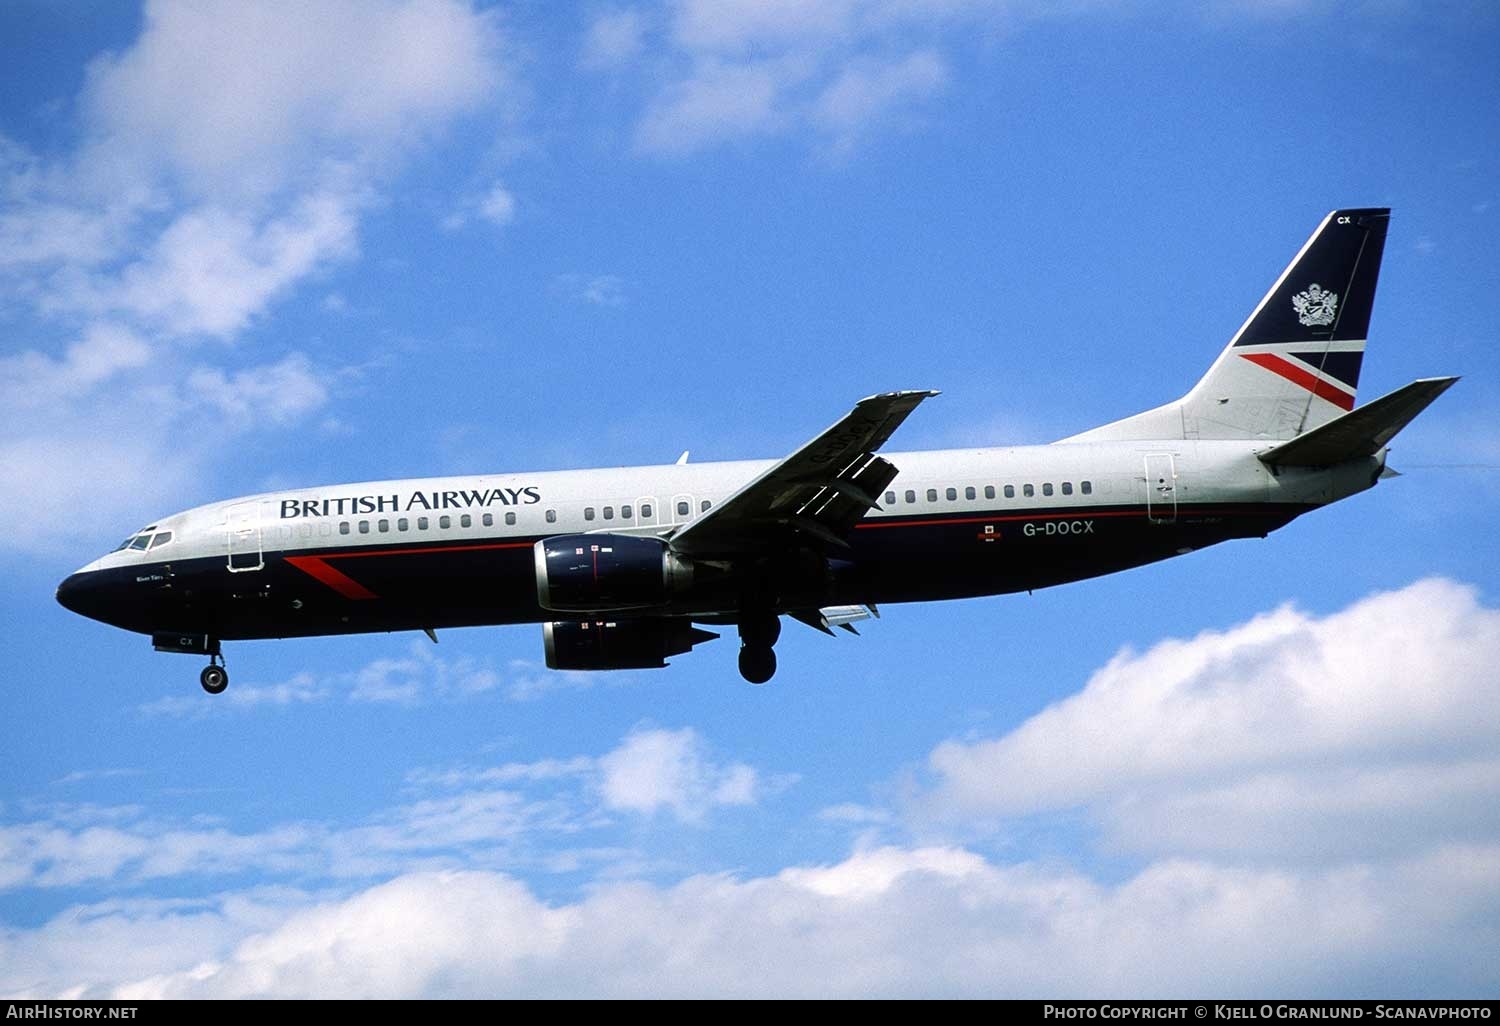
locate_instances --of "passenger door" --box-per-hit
[1144,453,1177,524]
[226,501,266,572]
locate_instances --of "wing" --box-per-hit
[669,390,939,557]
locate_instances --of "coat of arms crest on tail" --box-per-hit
[1291,283,1338,327]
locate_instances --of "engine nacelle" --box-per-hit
[533,534,694,612]
[544,619,720,670]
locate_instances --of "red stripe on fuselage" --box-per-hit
[285,540,534,599]
[1240,353,1356,411]
[284,556,380,600]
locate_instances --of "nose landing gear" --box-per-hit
[737,614,781,685]
[152,632,228,695]
[199,655,228,695]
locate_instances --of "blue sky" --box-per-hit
[2,0,1498,998]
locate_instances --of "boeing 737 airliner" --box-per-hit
[57,209,1456,692]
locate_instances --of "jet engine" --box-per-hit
[543,619,719,670]
[533,534,694,612]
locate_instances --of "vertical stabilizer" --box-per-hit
[1065,208,1390,443]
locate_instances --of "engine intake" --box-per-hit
[533,534,693,612]
[544,619,720,670]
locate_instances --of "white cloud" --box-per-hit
[813,50,948,153]
[404,757,595,791]
[478,183,517,227]
[441,180,518,232]
[582,8,648,69]
[0,324,151,411]
[0,0,512,557]
[0,889,316,1001]
[503,660,597,701]
[635,56,806,154]
[78,0,501,199]
[187,355,332,427]
[0,727,774,895]
[0,345,340,555]
[919,578,1500,861]
[9,583,1500,996]
[597,727,764,821]
[1,842,1491,997]
[608,1,1359,158]
[100,190,363,338]
[553,273,628,307]
[669,0,860,54]
[620,0,964,156]
[137,645,594,716]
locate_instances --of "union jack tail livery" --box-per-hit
[1072,208,1392,444]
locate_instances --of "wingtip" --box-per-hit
[858,389,942,404]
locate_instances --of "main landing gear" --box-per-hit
[199,654,229,695]
[737,614,781,685]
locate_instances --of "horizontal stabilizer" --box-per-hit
[1258,377,1458,467]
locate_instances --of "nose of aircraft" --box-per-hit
[56,570,107,623]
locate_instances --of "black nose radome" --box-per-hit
[57,572,102,621]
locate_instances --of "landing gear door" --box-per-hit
[1144,453,1177,524]
[226,501,265,572]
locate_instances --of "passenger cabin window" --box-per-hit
[965,486,976,500]
[546,509,557,523]
[701,500,712,513]
[398,518,409,531]
[885,491,896,505]
[603,507,614,520]
[1042,483,1054,497]
[584,507,595,521]
[1004,485,1015,499]
[439,515,451,529]
[358,520,370,534]
[505,512,516,526]
[339,522,350,535]
[418,517,429,530]
[1081,481,1093,495]
[1062,482,1073,496]
[640,503,652,519]
[946,487,957,501]
[926,488,938,503]
[482,513,493,527]
[1023,484,1034,498]
[984,485,995,500]
[677,500,690,517]
[378,519,389,532]
[622,505,632,519]
[461,514,472,528]
[905,490,916,504]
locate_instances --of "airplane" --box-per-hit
[57,208,1457,694]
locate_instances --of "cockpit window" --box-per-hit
[148,531,173,549]
[115,526,158,552]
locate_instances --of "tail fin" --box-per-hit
[1066,208,1391,443]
